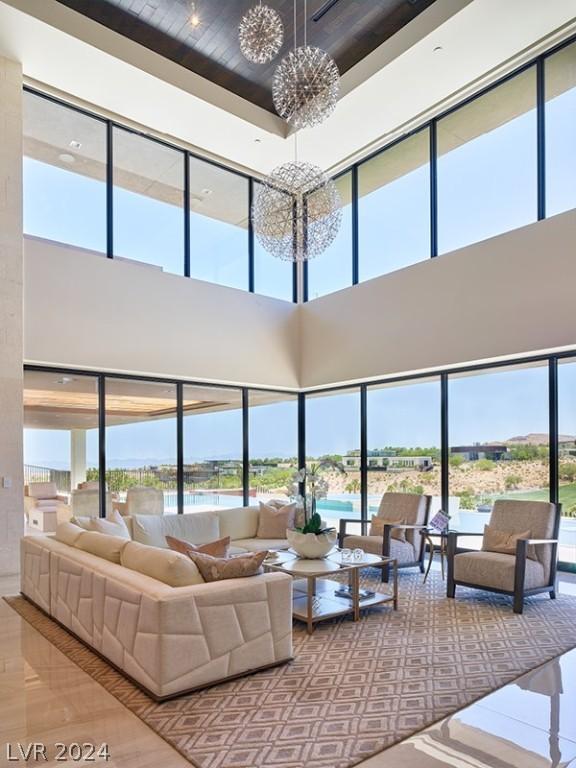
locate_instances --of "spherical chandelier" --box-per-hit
[272,45,340,128]
[252,161,342,262]
[239,3,284,64]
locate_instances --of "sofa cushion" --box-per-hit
[131,511,219,548]
[188,550,268,582]
[166,535,230,558]
[70,515,92,530]
[89,510,131,540]
[217,506,259,540]
[232,538,289,553]
[121,541,204,587]
[75,531,129,564]
[55,521,85,546]
[257,501,296,539]
[454,550,546,592]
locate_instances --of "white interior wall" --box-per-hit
[300,210,576,389]
[0,56,24,576]
[24,237,300,390]
[24,210,576,393]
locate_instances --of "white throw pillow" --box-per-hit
[89,510,131,539]
[121,541,204,587]
[217,506,259,540]
[70,515,92,530]
[74,531,129,564]
[131,512,220,548]
[55,521,85,546]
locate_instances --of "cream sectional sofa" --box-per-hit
[126,506,293,553]
[20,506,294,700]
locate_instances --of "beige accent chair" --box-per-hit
[447,499,561,614]
[339,492,432,582]
[24,482,71,531]
[124,486,164,516]
[71,488,112,518]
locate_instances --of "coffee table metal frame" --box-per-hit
[265,551,398,634]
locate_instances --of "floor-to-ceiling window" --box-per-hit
[556,359,576,565]
[366,377,442,518]
[248,390,298,505]
[252,181,294,301]
[23,370,100,520]
[307,172,353,300]
[104,378,178,514]
[189,157,249,290]
[358,129,430,281]
[448,362,549,544]
[305,388,360,530]
[437,67,538,255]
[112,128,185,274]
[545,41,576,217]
[182,385,244,510]
[23,92,107,252]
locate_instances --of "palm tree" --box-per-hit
[345,478,360,495]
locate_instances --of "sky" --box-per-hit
[21,73,576,467]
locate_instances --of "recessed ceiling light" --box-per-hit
[56,376,75,385]
[58,153,75,164]
[254,138,262,144]
[433,45,443,53]
[189,2,200,27]
[69,140,82,149]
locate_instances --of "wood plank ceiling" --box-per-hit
[55,0,437,113]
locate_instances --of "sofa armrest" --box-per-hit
[157,571,293,696]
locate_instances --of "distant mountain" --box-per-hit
[505,433,576,446]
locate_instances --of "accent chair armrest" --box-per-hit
[338,518,361,546]
[519,538,559,545]
[386,524,428,531]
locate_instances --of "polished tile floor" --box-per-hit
[0,570,575,768]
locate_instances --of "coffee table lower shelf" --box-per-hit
[291,577,396,631]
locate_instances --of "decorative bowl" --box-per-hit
[286,529,338,559]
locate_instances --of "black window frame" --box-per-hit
[22,86,297,303]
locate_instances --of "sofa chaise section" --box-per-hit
[20,535,293,700]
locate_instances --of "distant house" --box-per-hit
[344,450,433,471]
[386,456,434,471]
[559,439,576,458]
[451,444,508,461]
[344,449,394,469]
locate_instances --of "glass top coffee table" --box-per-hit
[264,550,397,634]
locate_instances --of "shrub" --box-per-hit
[476,459,496,471]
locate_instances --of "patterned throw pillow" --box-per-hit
[187,550,268,582]
[166,535,230,558]
[482,525,537,560]
[257,501,296,539]
[369,515,407,542]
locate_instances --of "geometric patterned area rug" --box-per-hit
[5,571,576,768]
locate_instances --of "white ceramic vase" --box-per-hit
[286,529,338,559]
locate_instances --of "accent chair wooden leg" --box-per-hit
[381,561,390,583]
[550,589,557,600]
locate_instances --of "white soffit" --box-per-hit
[0,0,576,175]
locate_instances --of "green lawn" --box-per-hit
[497,483,576,512]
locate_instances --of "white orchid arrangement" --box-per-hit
[288,458,346,524]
